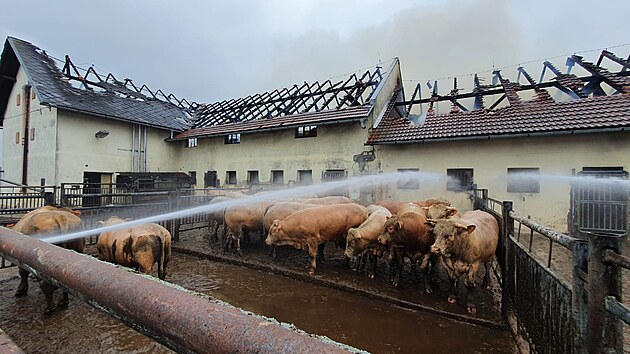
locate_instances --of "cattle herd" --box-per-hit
[8,192,499,316]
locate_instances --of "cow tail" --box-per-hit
[111,239,118,262]
[156,235,165,280]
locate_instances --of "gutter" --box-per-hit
[365,126,629,145]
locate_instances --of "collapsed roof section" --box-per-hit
[0,37,191,131]
[367,50,630,144]
[175,67,385,139]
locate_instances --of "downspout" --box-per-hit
[143,126,147,172]
[21,84,31,190]
[137,125,141,173]
[131,125,136,172]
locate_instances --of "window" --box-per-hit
[16,94,20,106]
[447,168,474,191]
[271,170,284,185]
[507,168,539,193]
[204,171,218,188]
[248,170,259,185]
[295,125,317,138]
[298,170,313,185]
[322,169,347,182]
[189,171,197,185]
[226,171,237,185]
[397,168,420,189]
[225,134,241,144]
[186,138,198,148]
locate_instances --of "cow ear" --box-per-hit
[446,207,458,217]
[97,221,105,226]
[72,210,81,216]
[425,219,437,230]
[396,221,403,229]
[466,224,476,234]
[421,207,428,210]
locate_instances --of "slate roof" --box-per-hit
[367,91,630,144]
[0,37,190,131]
[175,105,372,139]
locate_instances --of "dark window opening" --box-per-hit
[298,170,313,185]
[272,170,284,185]
[447,168,474,191]
[225,134,241,144]
[186,138,198,148]
[248,170,259,185]
[397,168,420,189]
[295,125,317,138]
[507,168,539,193]
[189,171,197,185]
[204,171,218,188]
[226,171,237,185]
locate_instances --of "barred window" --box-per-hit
[447,168,473,191]
[298,170,313,185]
[248,170,259,185]
[272,170,284,185]
[186,138,198,148]
[226,171,237,185]
[507,168,539,193]
[225,134,240,144]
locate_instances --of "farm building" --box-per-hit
[1,36,629,231]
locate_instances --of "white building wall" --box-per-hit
[375,131,630,231]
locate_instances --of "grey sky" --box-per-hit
[1,0,628,104]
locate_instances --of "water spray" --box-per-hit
[39,171,447,244]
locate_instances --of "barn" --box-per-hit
[1,35,629,231]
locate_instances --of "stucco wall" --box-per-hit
[177,122,375,189]
[55,111,180,183]
[374,132,630,231]
[2,68,56,186]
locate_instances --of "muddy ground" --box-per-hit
[175,223,506,328]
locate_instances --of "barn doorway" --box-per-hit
[82,172,112,207]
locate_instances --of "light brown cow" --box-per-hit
[262,201,320,259]
[12,206,84,314]
[421,204,459,220]
[265,203,368,275]
[376,198,451,215]
[207,196,233,244]
[377,211,434,291]
[301,196,354,205]
[97,216,172,280]
[224,200,275,255]
[427,210,499,314]
[345,206,392,278]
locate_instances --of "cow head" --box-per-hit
[265,219,282,245]
[344,228,361,258]
[429,219,476,256]
[377,216,401,245]
[423,205,458,219]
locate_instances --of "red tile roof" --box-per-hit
[174,105,372,139]
[366,91,630,144]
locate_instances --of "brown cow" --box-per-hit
[265,203,368,275]
[224,200,275,255]
[345,206,392,278]
[377,211,434,291]
[376,198,451,214]
[97,216,172,280]
[12,206,84,314]
[427,210,499,314]
[421,204,459,220]
[207,196,233,244]
[262,201,320,259]
[301,196,353,205]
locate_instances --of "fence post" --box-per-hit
[168,190,181,242]
[585,232,623,353]
[571,237,588,354]
[501,201,513,317]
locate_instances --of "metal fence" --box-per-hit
[473,180,629,353]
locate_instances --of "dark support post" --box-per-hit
[501,201,513,316]
[43,192,55,206]
[168,190,181,242]
[571,237,588,354]
[586,232,623,353]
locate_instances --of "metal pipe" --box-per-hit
[143,126,147,173]
[131,125,136,172]
[137,125,141,173]
[21,84,31,190]
[0,228,355,354]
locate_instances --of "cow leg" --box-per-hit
[40,281,57,315]
[317,243,326,263]
[447,276,459,304]
[15,267,29,297]
[481,261,492,289]
[391,250,403,287]
[57,290,69,310]
[464,264,481,314]
[419,253,434,294]
[223,231,233,251]
[307,242,319,276]
[367,252,377,279]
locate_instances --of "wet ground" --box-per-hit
[0,227,517,353]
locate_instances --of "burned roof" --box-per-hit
[0,37,191,131]
[367,50,630,144]
[176,67,384,139]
